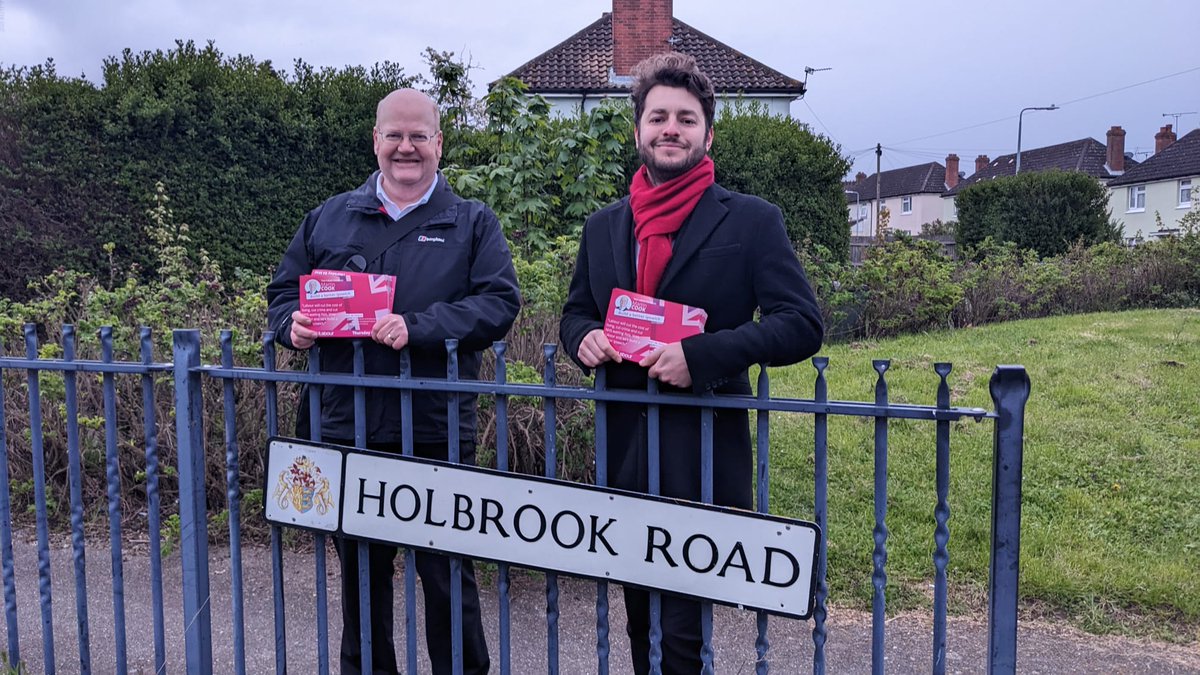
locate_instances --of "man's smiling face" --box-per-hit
[634,84,713,185]
[373,90,443,203]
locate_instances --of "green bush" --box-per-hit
[956,170,1119,257]
[795,242,857,341]
[711,103,851,260]
[0,42,416,300]
[799,217,1200,340]
[955,238,1066,325]
[0,184,280,531]
[854,236,963,337]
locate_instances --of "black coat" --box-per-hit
[560,183,823,508]
[267,173,521,445]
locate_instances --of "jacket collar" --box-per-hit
[347,171,452,222]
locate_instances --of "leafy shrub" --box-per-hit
[853,236,962,336]
[711,102,851,260]
[955,238,1066,325]
[956,171,1119,257]
[795,242,858,342]
[0,42,416,299]
[0,184,282,532]
[920,219,957,237]
[444,78,633,257]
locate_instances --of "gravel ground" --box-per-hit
[1,537,1198,674]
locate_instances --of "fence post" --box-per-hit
[987,366,1030,675]
[174,329,213,675]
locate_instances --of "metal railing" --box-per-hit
[0,325,1029,674]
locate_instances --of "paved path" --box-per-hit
[1,536,1198,673]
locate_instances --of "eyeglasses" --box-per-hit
[377,130,438,146]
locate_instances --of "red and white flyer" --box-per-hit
[298,269,396,338]
[603,288,708,364]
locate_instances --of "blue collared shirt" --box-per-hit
[376,174,438,221]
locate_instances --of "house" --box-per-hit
[941,127,1138,221]
[845,155,962,235]
[501,0,805,118]
[1106,125,1198,239]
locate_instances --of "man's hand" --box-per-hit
[290,311,318,350]
[372,313,409,350]
[577,328,622,368]
[642,342,692,389]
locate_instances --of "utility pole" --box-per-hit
[875,144,882,238]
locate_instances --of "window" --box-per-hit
[878,200,887,213]
[901,196,913,214]
[1127,185,1146,211]
[1180,179,1193,208]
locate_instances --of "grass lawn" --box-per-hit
[762,308,1200,641]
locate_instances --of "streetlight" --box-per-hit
[845,190,861,236]
[1016,104,1059,174]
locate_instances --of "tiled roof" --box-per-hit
[1108,128,1200,186]
[945,138,1137,196]
[846,162,947,201]
[502,13,804,95]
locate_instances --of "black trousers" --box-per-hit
[623,588,703,675]
[333,440,490,675]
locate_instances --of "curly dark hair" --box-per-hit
[630,52,716,132]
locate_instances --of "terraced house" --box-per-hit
[1106,125,1199,240]
[844,156,965,236]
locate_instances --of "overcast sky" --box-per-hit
[3,0,1198,178]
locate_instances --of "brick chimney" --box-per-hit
[944,154,960,189]
[612,0,675,76]
[1155,124,1177,154]
[855,171,867,184]
[1106,126,1126,174]
[975,155,990,173]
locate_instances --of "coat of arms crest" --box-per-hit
[274,454,334,515]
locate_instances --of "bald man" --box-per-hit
[268,89,518,674]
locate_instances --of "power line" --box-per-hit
[888,114,1017,146]
[883,147,948,162]
[884,64,1200,147]
[893,145,1012,154]
[802,99,839,146]
[1057,66,1200,106]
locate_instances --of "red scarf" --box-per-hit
[629,155,715,296]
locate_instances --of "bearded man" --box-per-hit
[559,53,824,674]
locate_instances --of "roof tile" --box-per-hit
[847,162,947,201]
[1107,128,1200,186]
[945,137,1137,196]
[503,14,804,95]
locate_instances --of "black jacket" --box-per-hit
[559,183,823,507]
[267,173,520,445]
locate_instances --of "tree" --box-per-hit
[442,78,633,256]
[955,171,1119,257]
[710,103,851,260]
